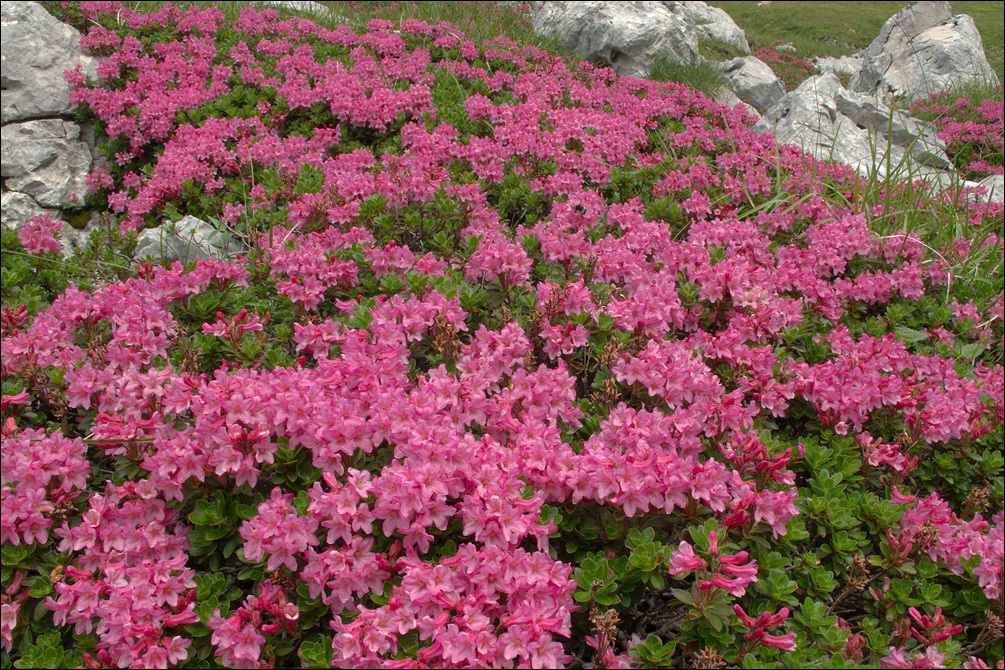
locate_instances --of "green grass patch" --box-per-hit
[648,53,728,97]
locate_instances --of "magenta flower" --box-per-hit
[16,214,61,255]
[668,541,707,575]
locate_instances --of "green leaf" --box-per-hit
[672,588,695,606]
[13,631,64,669]
[629,542,658,570]
[236,504,257,521]
[299,636,333,668]
[894,326,929,343]
[205,526,231,541]
[188,511,213,525]
[1,544,33,566]
[27,573,52,598]
[959,341,987,359]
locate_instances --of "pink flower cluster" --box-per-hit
[208,581,300,669]
[0,2,998,667]
[16,214,62,255]
[240,488,320,571]
[46,481,195,668]
[734,604,797,652]
[1,423,89,546]
[911,89,1004,178]
[330,543,576,668]
[668,530,759,597]
[891,490,1003,601]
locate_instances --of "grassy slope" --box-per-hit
[705,1,1004,83]
[130,2,1004,83]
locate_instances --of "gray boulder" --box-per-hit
[134,215,245,265]
[849,1,999,103]
[532,1,700,78]
[975,174,1004,203]
[1,1,100,123]
[814,55,863,77]
[0,191,96,258]
[712,87,759,118]
[679,2,749,53]
[0,190,57,231]
[723,56,784,112]
[754,73,953,181]
[249,1,349,23]
[1,119,92,208]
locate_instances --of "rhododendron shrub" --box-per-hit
[911,88,1004,180]
[2,3,1003,669]
[752,44,820,89]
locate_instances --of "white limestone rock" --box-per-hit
[1,119,92,208]
[1,1,100,123]
[723,56,785,112]
[849,1,999,103]
[134,215,246,265]
[532,1,700,78]
[679,2,749,54]
[754,73,953,181]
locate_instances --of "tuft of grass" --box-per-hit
[647,54,728,97]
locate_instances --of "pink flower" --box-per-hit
[668,541,707,575]
[17,214,62,255]
[0,602,18,653]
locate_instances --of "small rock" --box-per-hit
[814,55,863,77]
[134,215,245,265]
[711,87,760,118]
[248,1,348,23]
[975,174,1004,203]
[679,1,750,53]
[723,56,785,112]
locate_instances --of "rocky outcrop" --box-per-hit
[754,73,953,180]
[849,1,999,103]
[134,215,245,265]
[722,56,784,112]
[1,1,99,123]
[814,55,863,77]
[532,2,701,78]
[1,119,91,208]
[528,2,751,77]
[679,2,749,54]
[2,1,98,257]
[0,191,55,231]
